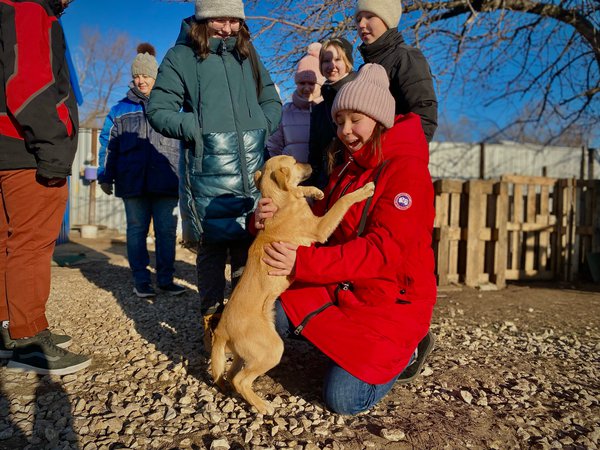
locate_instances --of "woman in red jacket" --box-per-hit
[257,63,436,415]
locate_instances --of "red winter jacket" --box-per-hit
[0,0,78,178]
[280,113,436,384]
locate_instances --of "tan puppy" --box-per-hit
[211,155,375,414]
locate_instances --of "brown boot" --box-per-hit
[202,313,221,354]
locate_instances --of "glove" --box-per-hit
[100,183,113,195]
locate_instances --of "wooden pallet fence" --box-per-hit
[464,180,507,288]
[433,179,465,286]
[554,179,600,281]
[432,176,599,287]
[501,175,557,281]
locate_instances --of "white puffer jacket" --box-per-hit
[267,92,323,163]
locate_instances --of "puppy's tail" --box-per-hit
[210,331,227,388]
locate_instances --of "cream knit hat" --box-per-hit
[195,0,245,21]
[131,43,158,79]
[331,63,395,129]
[355,0,402,29]
[295,43,326,85]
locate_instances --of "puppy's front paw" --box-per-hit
[361,182,375,197]
[313,189,324,200]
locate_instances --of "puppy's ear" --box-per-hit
[254,170,263,190]
[272,167,291,190]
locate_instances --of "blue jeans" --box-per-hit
[122,195,178,286]
[274,299,408,415]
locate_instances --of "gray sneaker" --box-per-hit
[7,333,91,375]
[0,327,72,359]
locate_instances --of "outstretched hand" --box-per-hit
[263,241,298,276]
[255,197,278,230]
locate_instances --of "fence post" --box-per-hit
[465,180,485,287]
[594,180,600,253]
[479,142,485,180]
[88,128,98,226]
[492,181,508,288]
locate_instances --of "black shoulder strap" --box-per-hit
[357,160,389,237]
[247,43,263,99]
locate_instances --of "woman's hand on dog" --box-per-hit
[255,198,278,230]
[263,241,298,276]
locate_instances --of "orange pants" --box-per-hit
[0,169,68,338]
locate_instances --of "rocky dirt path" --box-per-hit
[0,236,598,450]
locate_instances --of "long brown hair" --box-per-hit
[327,122,386,174]
[188,19,252,60]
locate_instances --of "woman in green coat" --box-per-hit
[147,0,282,350]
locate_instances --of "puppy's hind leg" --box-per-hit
[226,355,244,386]
[231,333,284,415]
[210,332,229,392]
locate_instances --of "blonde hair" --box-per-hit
[319,40,354,75]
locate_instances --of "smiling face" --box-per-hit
[133,75,155,96]
[356,11,388,44]
[207,17,241,38]
[320,45,350,83]
[296,80,321,101]
[335,111,377,153]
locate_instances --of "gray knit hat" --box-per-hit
[331,63,395,129]
[355,0,402,29]
[131,43,158,79]
[195,0,245,21]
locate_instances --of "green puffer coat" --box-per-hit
[147,17,282,243]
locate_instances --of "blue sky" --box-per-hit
[62,0,192,66]
[60,0,598,147]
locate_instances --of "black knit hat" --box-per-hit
[322,36,354,66]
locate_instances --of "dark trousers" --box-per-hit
[122,195,178,287]
[196,237,252,316]
[0,169,68,338]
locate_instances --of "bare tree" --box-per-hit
[163,0,599,145]
[75,28,133,128]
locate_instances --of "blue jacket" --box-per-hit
[147,18,282,243]
[98,88,180,198]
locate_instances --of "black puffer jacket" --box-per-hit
[307,72,358,188]
[359,29,437,142]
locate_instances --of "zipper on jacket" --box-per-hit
[293,302,334,335]
[221,45,251,195]
[325,157,353,212]
[241,63,252,118]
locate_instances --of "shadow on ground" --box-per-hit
[54,237,210,382]
[0,376,78,449]
[52,236,340,407]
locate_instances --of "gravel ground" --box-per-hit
[0,234,598,450]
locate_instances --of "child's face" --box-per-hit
[335,111,377,153]
[320,45,349,83]
[207,17,241,39]
[296,80,321,100]
[356,11,388,44]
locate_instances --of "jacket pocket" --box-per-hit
[197,131,239,175]
[293,302,334,336]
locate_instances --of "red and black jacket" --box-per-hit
[0,0,78,178]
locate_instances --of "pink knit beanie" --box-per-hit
[331,63,395,129]
[295,43,326,85]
